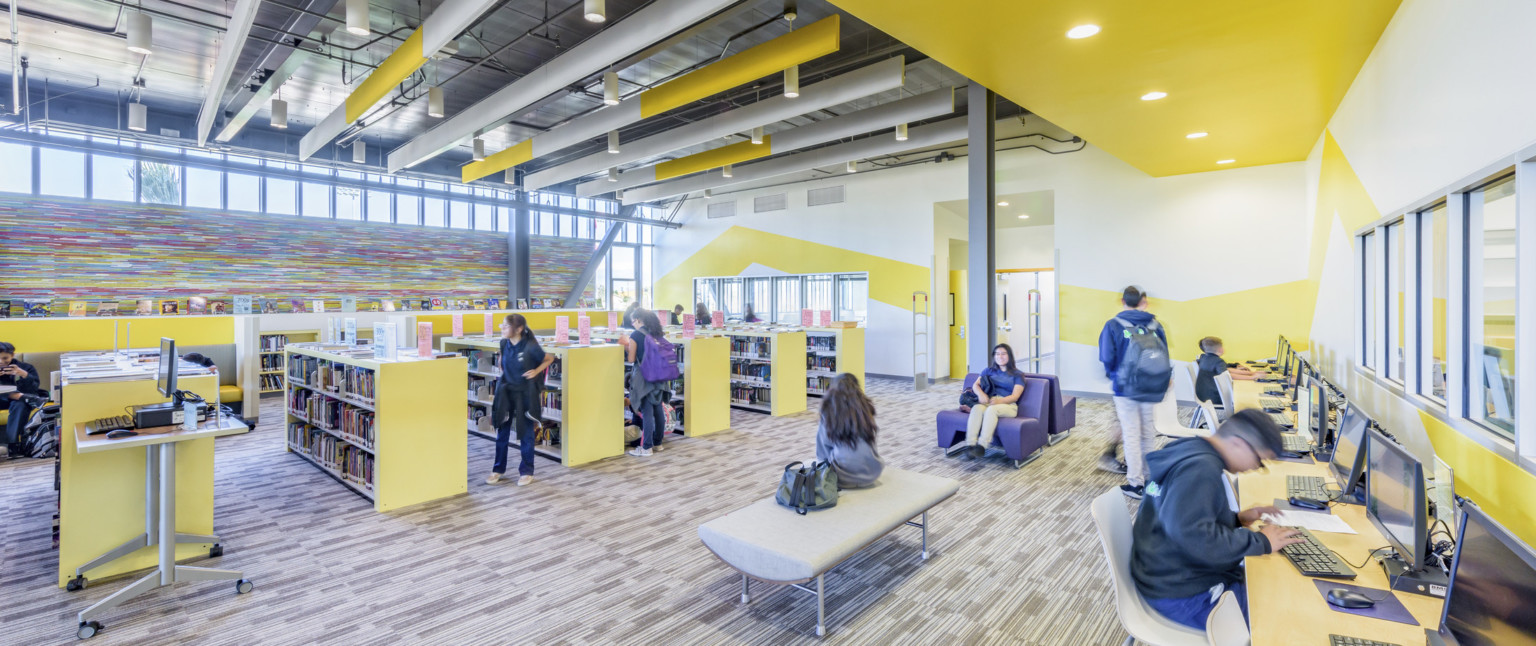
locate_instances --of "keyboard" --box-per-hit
[87,415,134,435]
[1264,388,1287,396]
[1330,636,1401,646]
[1287,475,1329,500]
[1282,436,1312,453]
[1268,412,1293,427]
[1259,396,1288,409]
[1279,528,1356,579]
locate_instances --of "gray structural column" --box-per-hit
[509,192,531,303]
[563,206,634,306]
[966,82,997,373]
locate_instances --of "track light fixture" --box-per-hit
[607,130,620,154]
[607,168,619,182]
[472,138,485,161]
[584,0,606,22]
[751,126,764,145]
[504,169,517,185]
[128,101,147,132]
[353,140,366,164]
[346,0,370,36]
[895,123,908,141]
[127,12,153,55]
[722,164,732,178]
[270,98,288,129]
[784,65,799,98]
[603,71,620,106]
[846,160,857,173]
[427,86,444,118]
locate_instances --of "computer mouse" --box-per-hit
[1288,496,1328,510]
[106,430,139,440]
[1326,588,1376,609]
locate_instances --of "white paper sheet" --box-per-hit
[1263,510,1358,534]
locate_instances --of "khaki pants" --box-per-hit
[1113,396,1158,487]
[966,403,1018,448]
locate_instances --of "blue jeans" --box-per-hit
[636,389,666,449]
[1145,582,1248,630]
[493,389,536,477]
[6,397,35,445]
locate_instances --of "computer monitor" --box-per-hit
[1310,382,1330,442]
[1295,383,1313,442]
[1330,401,1370,502]
[1366,428,1429,572]
[156,337,177,400]
[1433,500,1536,645]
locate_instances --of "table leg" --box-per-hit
[159,442,176,586]
[77,571,160,624]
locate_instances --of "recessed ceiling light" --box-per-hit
[997,201,1009,206]
[1217,159,1235,164]
[1141,91,1167,101]
[1066,24,1100,39]
[1186,132,1208,139]
[1017,214,1030,219]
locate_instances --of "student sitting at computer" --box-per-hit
[743,304,761,323]
[1131,408,1304,630]
[1194,336,1266,404]
[0,341,45,458]
[670,304,685,326]
[814,373,883,488]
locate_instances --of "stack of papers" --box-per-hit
[1263,510,1358,534]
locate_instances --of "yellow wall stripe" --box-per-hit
[1058,281,1317,362]
[655,225,928,313]
[638,15,841,119]
[462,139,534,184]
[345,28,430,123]
[1418,410,1536,546]
[654,137,773,180]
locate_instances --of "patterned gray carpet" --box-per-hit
[0,378,1146,645]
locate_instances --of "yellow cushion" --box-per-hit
[0,409,7,425]
[219,385,243,402]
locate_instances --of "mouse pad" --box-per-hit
[1272,497,1333,515]
[1311,580,1419,626]
[1271,452,1314,465]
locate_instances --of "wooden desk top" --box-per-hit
[1240,449,1442,645]
[74,415,249,454]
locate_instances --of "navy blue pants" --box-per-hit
[6,397,35,446]
[493,389,536,477]
[636,390,666,449]
[1146,582,1248,630]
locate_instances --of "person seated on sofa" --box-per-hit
[957,343,1026,459]
[1131,409,1304,630]
[0,341,46,457]
[814,373,883,488]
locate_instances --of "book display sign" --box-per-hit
[373,323,398,361]
[554,316,569,343]
[819,310,832,327]
[313,299,326,313]
[712,311,724,328]
[233,296,253,314]
[341,297,357,313]
[483,313,494,339]
[417,322,433,358]
[611,311,621,329]
[801,309,813,327]
[682,314,695,338]
[656,310,667,327]
[452,314,464,338]
[344,318,357,345]
[578,315,591,346]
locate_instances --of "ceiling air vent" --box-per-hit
[706,200,737,219]
[807,185,844,206]
[754,192,787,213]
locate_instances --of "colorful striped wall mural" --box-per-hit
[0,195,595,313]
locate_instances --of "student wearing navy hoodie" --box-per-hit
[1097,286,1168,498]
[1131,409,1303,630]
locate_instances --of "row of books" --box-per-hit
[730,338,772,356]
[540,389,562,411]
[808,376,832,394]
[259,374,284,391]
[731,386,772,406]
[338,408,377,450]
[287,423,375,492]
[0,296,527,318]
[808,335,838,352]
[807,355,838,372]
[730,361,772,381]
[260,334,293,352]
[288,355,319,384]
[290,391,340,429]
[259,354,285,371]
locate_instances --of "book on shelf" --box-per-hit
[341,297,357,313]
[0,300,10,318]
[158,300,180,315]
[258,298,277,314]
[515,299,528,309]
[487,298,501,310]
[473,299,486,310]
[289,299,307,313]
[68,301,88,317]
[95,302,119,317]
[24,299,51,317]
[136,299,154,316]
[429,298,445,311]
[188,296,208,315]
[312,299,326,313]
[233,295,253,314]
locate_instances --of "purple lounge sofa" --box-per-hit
[1023,373,1076,444]
[936,374,1050,468]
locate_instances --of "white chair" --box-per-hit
[1195,400,1221,432]
[1205,590,1249,646]
[1213,372,1237,422]
[1154,380,1209,439]
[1091,489,1208,646]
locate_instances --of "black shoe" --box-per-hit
[1120,484,1145,500]
[969,444,985,459]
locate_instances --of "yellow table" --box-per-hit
[1238,377,1441,646]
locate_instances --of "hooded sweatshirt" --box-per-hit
[1131,437,1271,599]
[1097,309,1168,397]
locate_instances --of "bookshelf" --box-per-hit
[581,329,731,438]
[440,337,625,466]
[723,330,807,416]
[805,327,865,396]
[259,330,319,394]
[284,345,466,512]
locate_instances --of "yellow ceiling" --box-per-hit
[830,0,1401,177]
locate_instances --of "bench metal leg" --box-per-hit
[741,574,750,604]
[904,511,931,560]
[816,574,825,637]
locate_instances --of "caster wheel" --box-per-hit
[66,576,88,592]
[76,621,103,640]
[209,544,224,558]
[235,579,254,594]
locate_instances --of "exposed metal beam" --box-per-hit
[388,0,740,175]
[530,57,909,192]
[195,0,262,147]
[212,0,340,143]
[965,82,996,374]
[564,210,629,307]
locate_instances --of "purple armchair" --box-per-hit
[1022,373,1076,443]
[936,374,1050,469]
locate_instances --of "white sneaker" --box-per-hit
[628,447,652,457]
[486,473,503,485]
[516,475,533,486]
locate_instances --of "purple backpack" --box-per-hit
[638,335,682,382]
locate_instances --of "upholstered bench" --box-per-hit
[935,374,1050,468]
[1024,372,1076,444]
[697,467,960,637]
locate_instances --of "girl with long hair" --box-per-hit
[621,309,675,456]
[694,302,712,328]
[959,343,1026,459]
[488,313,555,486]
[815,373,883,487]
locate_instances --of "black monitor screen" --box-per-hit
[157,337,176,398]
[1365,429,1424,570]
[1330,402,1369,493]
[1310,383,1327,438]
[1442,503,1536,646]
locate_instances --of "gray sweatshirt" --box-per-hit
[815,420,884,488]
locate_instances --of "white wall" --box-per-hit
[996,225,1054,270]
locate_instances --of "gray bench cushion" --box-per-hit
[698,467,960,583]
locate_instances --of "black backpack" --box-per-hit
[1114,317,1172,402]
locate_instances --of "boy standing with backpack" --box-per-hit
[1098,286,1171,499]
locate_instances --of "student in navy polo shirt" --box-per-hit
[961,343,1027,459]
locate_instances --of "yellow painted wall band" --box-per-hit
[1057,281,1317,363]
[654,137,773,180]
[638,15,841,119]
[461,139,535,183]
[346,28,430,123]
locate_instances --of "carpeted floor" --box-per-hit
[0,378,1153,645]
